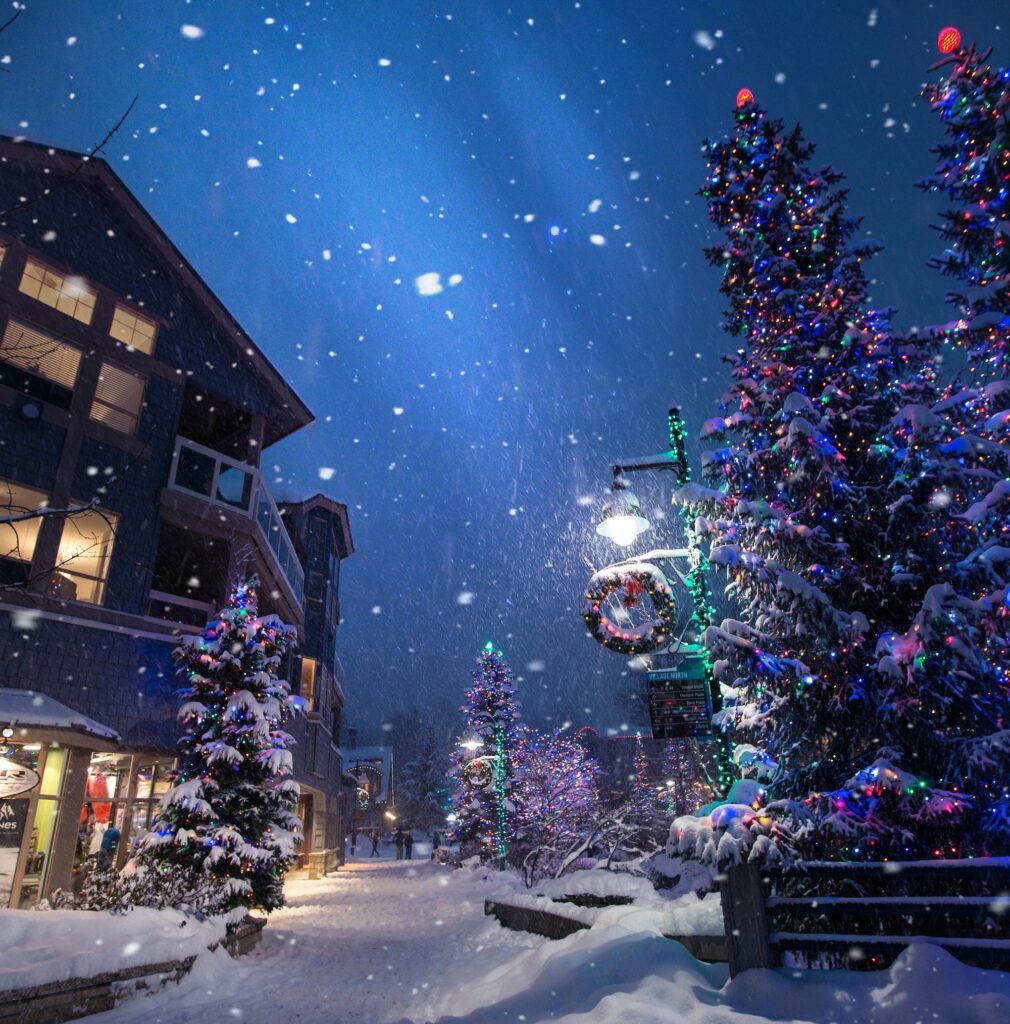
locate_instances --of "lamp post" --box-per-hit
[594,406,732,794]
[459,733,508,870]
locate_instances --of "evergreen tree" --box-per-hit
[677,96,906,807]
[397,727,449,831]
[863,33,1010,855]
[448,642,522,863]
[140,578,302,911]
[511,729,599,885]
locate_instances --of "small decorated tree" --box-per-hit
[140,577,302,912]
[448,642,523,864]
[511,729,599,885]
[660,739,712,818]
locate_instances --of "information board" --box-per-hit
[646,656,712,739]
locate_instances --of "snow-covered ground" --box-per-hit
[81,858,1010,1024]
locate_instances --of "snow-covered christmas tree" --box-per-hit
[449,642,522,864]
[141,578,303,911]
[866,31,1010,855]
[678,94,904,803]
[670,94,973,864]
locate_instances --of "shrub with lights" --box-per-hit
[510,729,599,885]
[139,577,303,912]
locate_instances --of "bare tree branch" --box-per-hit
[0,94,139,220]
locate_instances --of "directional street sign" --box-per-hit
[646,655,712,739]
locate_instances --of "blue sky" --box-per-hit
[4,1,1005,736]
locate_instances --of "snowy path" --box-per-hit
[88,858,1010,1024]
[91,859,541,1024]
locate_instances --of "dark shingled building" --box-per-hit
[0,137,353,906]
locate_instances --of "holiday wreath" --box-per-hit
[583,561,677,655]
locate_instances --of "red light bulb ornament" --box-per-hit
[736,86,754,107]
[937,26,960,54]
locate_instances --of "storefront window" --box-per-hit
[3,743,67,909]
[126,759,174,860]
[74,752,132,889]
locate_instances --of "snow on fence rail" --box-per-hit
[720,859,1010,977]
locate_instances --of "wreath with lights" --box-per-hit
[583,561,677,656]
[462,758,493,789]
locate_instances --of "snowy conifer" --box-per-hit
[140,578,302,911]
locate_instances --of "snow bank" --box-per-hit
[0,907,228,992]
[533,868,657,902]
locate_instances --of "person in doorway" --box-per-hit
[370,829,381,857]
[394,826,405,860]
[403,828,413,860]
[97,824,121,871]
[431,830,441,861]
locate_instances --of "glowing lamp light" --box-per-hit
[736,87,754,107]
[596,484,650,547]
[937,26,960,53]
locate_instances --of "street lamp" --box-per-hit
[590,405,733,793]
[595,477,651,547]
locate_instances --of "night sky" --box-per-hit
[4,2,1005,738]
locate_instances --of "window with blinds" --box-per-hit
[19,259,96,324]
[89,361,145,435]
[0,479,48,564]
[109,303,157,354]
[0,319,82,390]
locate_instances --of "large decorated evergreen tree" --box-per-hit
[448,643,522,864]
[866,30,1010,855]
[511,729,599,884]
[677,95,904,803]
[670,95,975,864]
[141,578,303,911]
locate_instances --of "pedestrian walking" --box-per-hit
[404,829,413,860]
[394,826,404,860]
[430,830,441,862]
[370,829,380,857]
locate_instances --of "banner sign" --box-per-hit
[646,656,712,739]
[0,798,29,906]
[0,756,40,798]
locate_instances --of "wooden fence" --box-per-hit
[720,858,1010,977]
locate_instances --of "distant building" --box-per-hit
[0,137,353,906]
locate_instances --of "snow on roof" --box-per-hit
[0,689,120,741]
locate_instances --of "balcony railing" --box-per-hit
[166,437,305,606]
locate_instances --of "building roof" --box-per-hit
[0,689,121,741]
[0,135,314,447]
[280,492,354,557]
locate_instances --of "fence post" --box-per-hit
[719,862,778,976]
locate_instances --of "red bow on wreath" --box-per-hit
[622,578,644,608]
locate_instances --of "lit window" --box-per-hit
[89,362,145,435]
[109,304,157,354]
[50,508,118,605]
[19,259,96,324]
[0,479,48,564]
[300,657,318,712]
[0,319,82,390]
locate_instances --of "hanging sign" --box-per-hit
[646,656,712,739]
[0,798,29,906]
[0,756,40,798]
